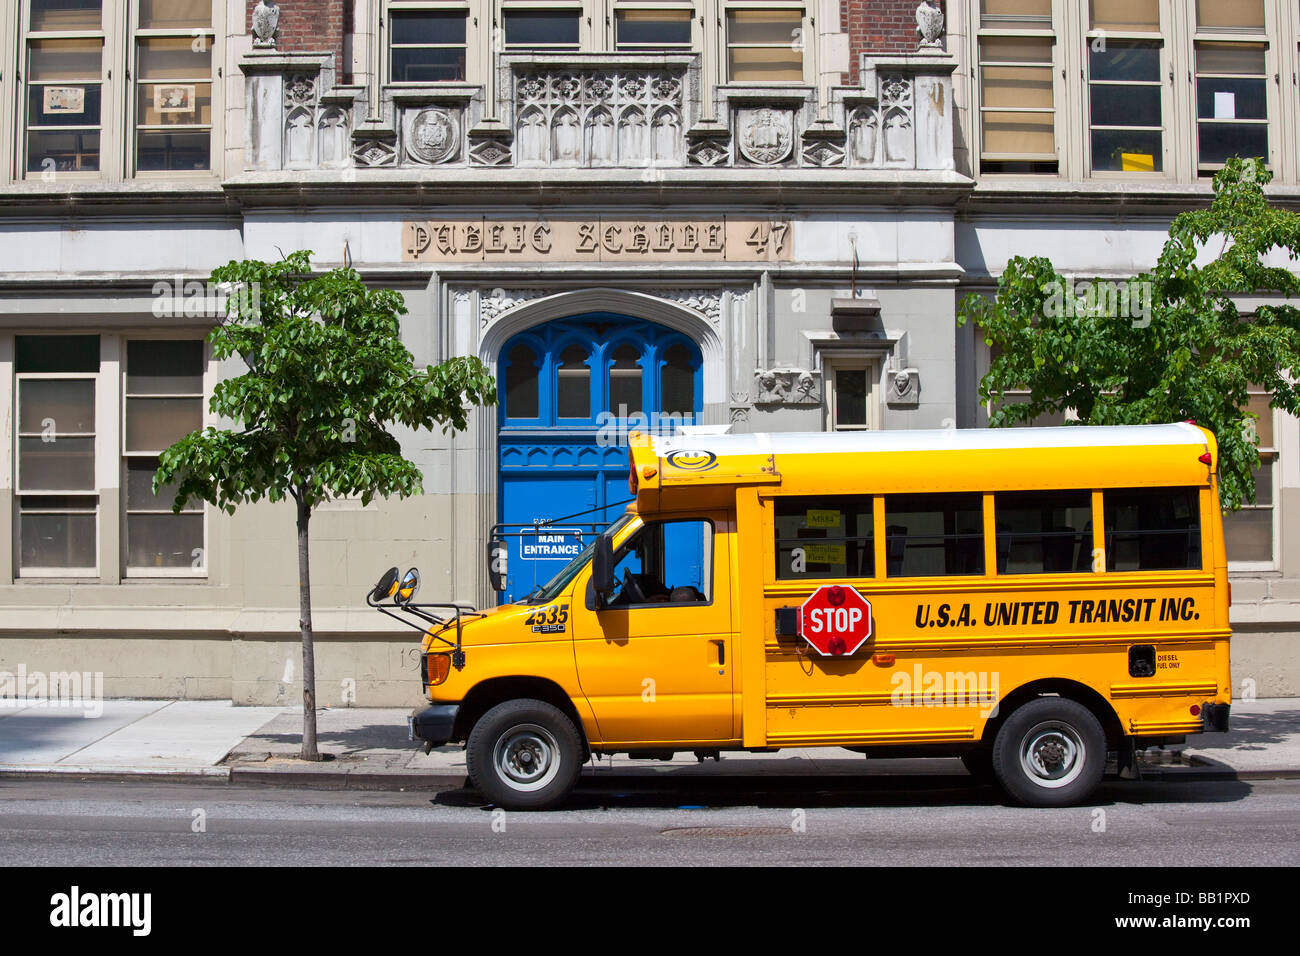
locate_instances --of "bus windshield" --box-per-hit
[523,512,635,604]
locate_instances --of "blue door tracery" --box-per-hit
[497,313,703,603]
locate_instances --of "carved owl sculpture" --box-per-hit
[916,0,945,48]
[252,0,280,48]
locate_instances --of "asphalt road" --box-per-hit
[1,774,1298,866]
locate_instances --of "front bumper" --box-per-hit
[408,704,460,747]
[1200,701,1230,733]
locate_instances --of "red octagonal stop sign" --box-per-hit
[799,585,873,657]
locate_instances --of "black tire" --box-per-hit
[991,697,1106,807]
[466,699,583,810]
[960,748,995,784]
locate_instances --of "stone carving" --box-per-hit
[729,391,751,424]
[915,1,945,49]
[887,368,920,407]
[252,0,280,49]
[687,134,730,167]
[802,137,845,168]
[658,289,723,327]
[513,68,685,167]
[737,109,793,166]
[881,76,915,167]
[479,288,549,327]
[753,369,822,406]
[405,108,460,165]
[353,138,396,167]
[284,107,314,168]
[318,109,350,168]
[850,76,915,167]
[469,136,512,166]
[284,74,316,108]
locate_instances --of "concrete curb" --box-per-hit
[4,763,1299,789]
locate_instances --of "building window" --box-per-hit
[14,335,101,575]
[824,357,877,432]
[504,344,540,420]
[616,5,694,50]
[23,1,106,175]
[133,0,216,172]
[608,343,643,416]
[555,344,591,419]
[1194,1,1269,174]
[977,0,1057,174]
[503,7,581,50]
[122,340,205,573]
[659,342,696,417]
[1087,1,1163,173]
[389,7,468,82]
[1224,386,1277,566]
[725,7,805,82]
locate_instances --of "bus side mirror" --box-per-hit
[591,531,615,603]
[487,539,508,592]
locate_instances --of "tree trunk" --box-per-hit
[296,495,320,761]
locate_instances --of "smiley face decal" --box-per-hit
[665,449,718,472]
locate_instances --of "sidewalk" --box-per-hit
[2,697,1298,789]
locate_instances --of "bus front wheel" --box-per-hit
[466,699,583,810]
[991,697,1106,807]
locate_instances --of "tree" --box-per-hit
[958,157,1300,510]
[155,251,496,759]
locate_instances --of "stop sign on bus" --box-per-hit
[799,585,873,656]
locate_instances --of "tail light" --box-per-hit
[426,653,452,687]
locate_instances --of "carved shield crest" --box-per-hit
[737,108,793,166]
[406,108,460,165]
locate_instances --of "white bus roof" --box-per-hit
[650,423,1209,459]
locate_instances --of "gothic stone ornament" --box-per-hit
[252,0,280,49]
[916,1,945,49]
[802,137,845,168]
[284,74,316,108]
[688,134,730,167]
[478,288,548,327]
[353,138,396,167]
[753,369,821,406]
[406,108,460,165]
[737,109,794,166]
[887,368,920,407]
[469,137,512,166]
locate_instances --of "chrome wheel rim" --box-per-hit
[493,723,561,792]
[1019,720,1085,789]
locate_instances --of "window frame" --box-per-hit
[1224,385,1280,572]
[13,334,103,578]
[18,0,115,182]
[721,2,811,86]
[822,353,879,433]
[1080,0,1171,180]
[973,0,1062,177]
[120,336,208,578]
[384,0,474,86]
[126,0,219,179]
[593,516,716,609]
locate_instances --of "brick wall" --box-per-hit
[248,0,346,75]
[842,0,947,84]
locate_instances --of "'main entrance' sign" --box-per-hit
[403,217,792,263]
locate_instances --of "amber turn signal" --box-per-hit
[427,653,452,686]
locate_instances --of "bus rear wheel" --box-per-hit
[991,697,1106,807]
[466,699,583,810]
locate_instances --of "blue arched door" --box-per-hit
[497,314,703,603]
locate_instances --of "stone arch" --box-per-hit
[477,287,725,407]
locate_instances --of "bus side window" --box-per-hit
[606,519,713,606]
[774,496,874,580]
[994,490,1093,575]
[884,494,984,578]
[1104,488,1202,572]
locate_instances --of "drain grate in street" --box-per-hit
[659,826,791,837]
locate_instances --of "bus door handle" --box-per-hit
[711,640,725,666]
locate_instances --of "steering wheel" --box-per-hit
[620,568,648,605]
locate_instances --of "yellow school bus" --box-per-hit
[371,422,1231,809]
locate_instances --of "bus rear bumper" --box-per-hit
[1200,701,1230,733]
